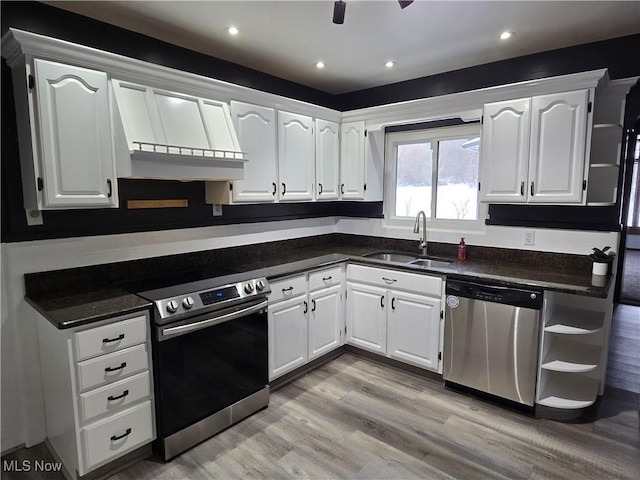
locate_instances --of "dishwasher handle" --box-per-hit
[446,279,542,310]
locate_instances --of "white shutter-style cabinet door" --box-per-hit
[315,119,340,200]
[230,101,278,202]
[34,59,117,208]
[340,121,366,200]
[479,98,531,203]
[277,111,314,201]
[528,89,589,204]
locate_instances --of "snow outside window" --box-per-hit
[384,124,481,229]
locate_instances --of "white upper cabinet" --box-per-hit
[528,90,589,203]
[230,101,278,202]
[480,89,591,204]
[277,111,314,201]
[340,121,366,200]
[31,59,117,209]
[315,119,340,200]
[479,98,531,203]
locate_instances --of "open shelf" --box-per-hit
[545,306,604,334]
[541,336,601,373]
[537,372,599,409]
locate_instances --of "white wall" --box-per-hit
[0,215,620,452]
[335,217,620,256]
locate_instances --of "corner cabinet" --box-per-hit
[480,89,591,204]
[536,291,611,417]
[346,264,444,372]
[34,309,155,478]
[277,111,315,201]
[8,58,118,211]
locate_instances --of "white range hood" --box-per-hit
[112,79,247,181]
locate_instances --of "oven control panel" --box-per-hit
[156,277,270,320]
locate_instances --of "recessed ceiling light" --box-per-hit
[227,26,239,36]
[316,61,325,69]
[500,31,514,40]
[385,61,395,68]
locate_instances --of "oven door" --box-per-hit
[153,298,268,439]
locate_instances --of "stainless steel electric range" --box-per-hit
[122,267,271,460]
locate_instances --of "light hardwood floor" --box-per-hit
[106,352,639,480]
[4,352,638,480]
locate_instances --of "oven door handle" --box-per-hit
[158,299,269,341]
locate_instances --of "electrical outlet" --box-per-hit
[524,231,535,246]
[212,204,223,216]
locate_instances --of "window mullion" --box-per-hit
[431,140,439,220]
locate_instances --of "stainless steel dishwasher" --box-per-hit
[443,279,542,406]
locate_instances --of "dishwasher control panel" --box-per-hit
[446,280,542,310]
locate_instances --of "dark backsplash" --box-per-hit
[24,233,591,298]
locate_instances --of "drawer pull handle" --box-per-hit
[102,333,125,344]
[105,362,127,373]
[107,390,129,402]
[110,428,132,442]
[282,287,294,292]
[322,276,333,281]
[382,277,397,283]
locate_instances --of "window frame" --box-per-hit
[384,124,486,231]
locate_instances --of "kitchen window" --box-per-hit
[384,124,481,228]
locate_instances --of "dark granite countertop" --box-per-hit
[26,284,152,330]
[229,246,611,297]
[25,235,611,330]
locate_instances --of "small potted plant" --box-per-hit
[589,246,616,275]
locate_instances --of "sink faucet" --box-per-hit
[413,210,428,256]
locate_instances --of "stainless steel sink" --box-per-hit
[362,251,454,268]
[408,258,453,268]
[362,251,418,263]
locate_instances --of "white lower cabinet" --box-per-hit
[35,309,155,478]
[387,290,441,370]
[309,284,343,360]
[346,282,387,354]
[346,264,444,373]
[268,295,309,380]
[268,265,345,381]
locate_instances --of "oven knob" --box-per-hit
[182,297,194,309]
[166,300,179,314]
[244,283,254,294]
[256,280,266,291]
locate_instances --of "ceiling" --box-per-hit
[44,1,640,95]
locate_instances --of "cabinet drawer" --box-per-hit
[308,266,342,292]
[76,344,149,392]
[347,264,442,297]
[79,371,151,424]
[75,314,148,362]
[268,274,307,303]
[82,401,154,472]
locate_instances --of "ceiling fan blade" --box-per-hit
[398,1,414,8]
[333,1,346,24]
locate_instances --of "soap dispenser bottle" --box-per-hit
[457,237,467,261]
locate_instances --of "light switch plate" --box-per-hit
[524,231,535,246]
